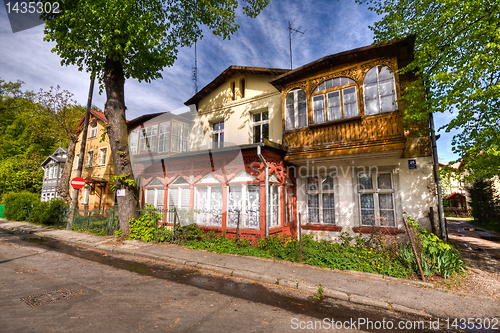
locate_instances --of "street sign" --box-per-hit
[71,177,86,189]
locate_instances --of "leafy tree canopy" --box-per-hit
[42,0,269,84]
[0,80,84,195]
[357,0,500,179]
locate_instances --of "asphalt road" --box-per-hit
[0,229,467,333]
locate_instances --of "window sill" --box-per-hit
[301,224,342,232]
[352,226,405,235]
[283,127,309,135]
[309,115,362,129]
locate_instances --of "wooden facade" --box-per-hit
[270,36,429,162]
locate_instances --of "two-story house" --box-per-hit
[127,110,194,209]
[269,36,438,240]
[70,110,115,210]
[40,146,67,201]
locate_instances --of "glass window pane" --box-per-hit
[378,66,393,81]
[313,95,325,123]
[358,174,373,190]
[308,177,318,191]
[286,93,295,130]
[327,91,342,120]
[361,210,375,225]
[343,87,358,118]
[325,79,333,90]
[332,78,341,88]
[308,194,319,223]
[381,95,396,112]
[379,209,395,227]
[253,113,260,122]
[210,186,223,226]
[379,80,395,97]
[360,193,374,208]
[378,173,392,189]
[253,125,261,143]
[364,67,378,84]
[146,189,155,205]
[262,111,269,120]
[322,194,335,224]
[156,190,164,209]
[246,185,260,228]
[379,193,394,209]
[262,123,269,140]
[298,90,307,128]
[322,176,333,191]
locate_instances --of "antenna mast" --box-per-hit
[193,42,198,93]
[288,20,306,70]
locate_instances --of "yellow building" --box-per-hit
[71,110,115,210]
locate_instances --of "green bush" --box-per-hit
[3,191,39,221]
[30,198,67,226]
[405,216,465,278]
[128,205,171,243]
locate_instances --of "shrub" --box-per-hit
[128,205,171,243]
[3,191,39,221]
[405,216,466,278]
[30,198,67,226]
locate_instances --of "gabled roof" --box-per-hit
[127,112,166,129]
[270,35,415,90]
[445,192,466,200]
[184,66,289,106]
[75,109,108,133]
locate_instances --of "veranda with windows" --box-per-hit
[134,144,297,242]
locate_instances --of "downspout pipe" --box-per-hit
[429,111,447,243]
[257,145,269,237]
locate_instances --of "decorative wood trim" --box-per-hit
[301,224,342,232]
[309,116,362,129]
[352,226,405,235]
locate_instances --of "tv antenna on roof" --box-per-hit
[288,20,306,70]
[192,42,198,93]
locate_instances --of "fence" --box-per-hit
[443,207,471,218]
[60,207,119,235]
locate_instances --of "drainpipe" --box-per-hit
[257,145,269,237]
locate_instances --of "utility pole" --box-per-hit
[66,76,94,229]
[288,20,306,70]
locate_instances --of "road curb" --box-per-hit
[0,221,488,320]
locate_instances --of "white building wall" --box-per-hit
[294,155,437,241]
[189,74,283,150]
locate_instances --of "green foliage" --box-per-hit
[41,0,270,86]
[314,286,324,300]
[110,174,136,192]
[29,198,68,226]
[405,216,465,278]
[114,230,122,238]
[467,178,500,230]
[0,80,83,196]
[3,191,39,221]
[128,205,171,243]
[357,0,500,179]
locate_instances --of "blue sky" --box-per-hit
[0,0,458,161]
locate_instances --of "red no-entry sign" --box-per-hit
[71,177,86,189]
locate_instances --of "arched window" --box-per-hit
[311,77,358,123]
[285,88,307,130]
[363,65,397,115]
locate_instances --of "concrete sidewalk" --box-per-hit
[1,219,498,319]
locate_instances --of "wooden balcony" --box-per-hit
[284,112,405,161]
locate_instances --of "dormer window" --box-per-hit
[231,81,236,101]
[312,77,358,124]
[89,122,98,138]
[285,88,307,130]
[363,65,397,115]
[240,79,245,98]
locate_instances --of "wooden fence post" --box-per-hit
[404,216,426,281]
[235,210,240,242]
[298,212,302,262]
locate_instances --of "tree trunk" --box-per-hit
[57,134,78,203]
[103,57,139,234]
